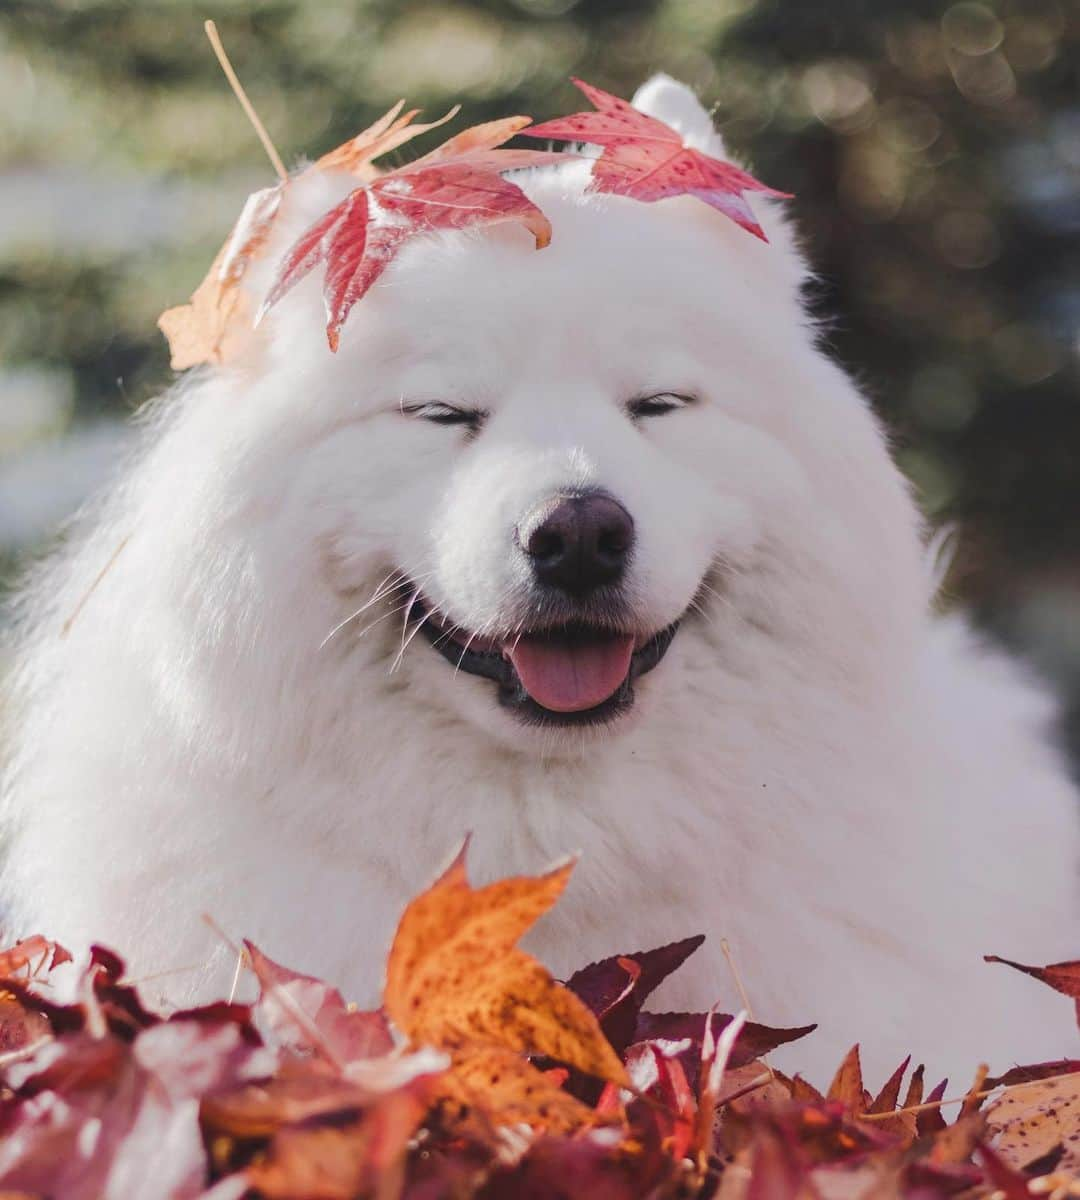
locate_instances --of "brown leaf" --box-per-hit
[826,1046,867,1115]
[902,1064,924,1111]
[985,1060,1080,1089]
[383,844,628,1088]
[867,1057,910,1116]
[0,936,71,979]
[984,955,1080,1027]
[201,1062,373,1142]
[927,1112,984,1166]
[242,1079,431,1200]
[790,1076,826,1105]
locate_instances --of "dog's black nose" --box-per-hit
[519,492,634,597]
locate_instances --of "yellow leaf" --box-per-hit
[986,1072,1080,1174]
[157,183,282,370]
[316,101,460,177]
[384,843,629,1089]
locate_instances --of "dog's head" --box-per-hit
[236,77,925,749]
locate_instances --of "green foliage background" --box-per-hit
[2,0,1079,753]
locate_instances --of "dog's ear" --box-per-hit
[631,74,728,158]
[633,74,811,296]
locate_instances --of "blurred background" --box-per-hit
[2,0,1079,762]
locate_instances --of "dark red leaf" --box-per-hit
[917,1078,950,1137]
[564,934,704,1053]
[168,1001,262,1045]
[477,1134,644,1200]
[633,1010,816,1087]
[902,1158,984,1195]
[868,1055,911,1115]
[87,944,159,1039]
[984,1059,1080,1089]
[263,128,561,350]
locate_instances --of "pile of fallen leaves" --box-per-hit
[0,848,1076,1199]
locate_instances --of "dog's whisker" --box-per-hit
[320,593,404,650]
[320,569,439,650]
[348,598,420,643]
[319,578,410,649]
[389,608,439,675]
[431,623,464,652]
[454,632,480,678]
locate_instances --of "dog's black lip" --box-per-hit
[411,596,680,727]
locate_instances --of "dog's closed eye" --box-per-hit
[400,402,486,432]
[626,392,696,420]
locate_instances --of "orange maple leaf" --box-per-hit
[156,101,464,371]
[385,842,628,1086]
[382,842,629,1132]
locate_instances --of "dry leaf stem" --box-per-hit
[204,19,288,181]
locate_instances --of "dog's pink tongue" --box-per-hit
[507,635,634,713]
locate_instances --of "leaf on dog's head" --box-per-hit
[315,100,460,177]
[383,843,629,1090]
[408,114,533,164]
[261,120,563,351]
[157,101,480,369]
[158,182,283,370]
[524,77,789,241]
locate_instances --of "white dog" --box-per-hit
[1,77,1076,1084]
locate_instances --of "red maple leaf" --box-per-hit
[262,118,564,350]
[524,78,789,241]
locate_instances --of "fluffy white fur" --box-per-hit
[2,77,1076,1084]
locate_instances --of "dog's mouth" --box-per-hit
[410,595,680,726]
